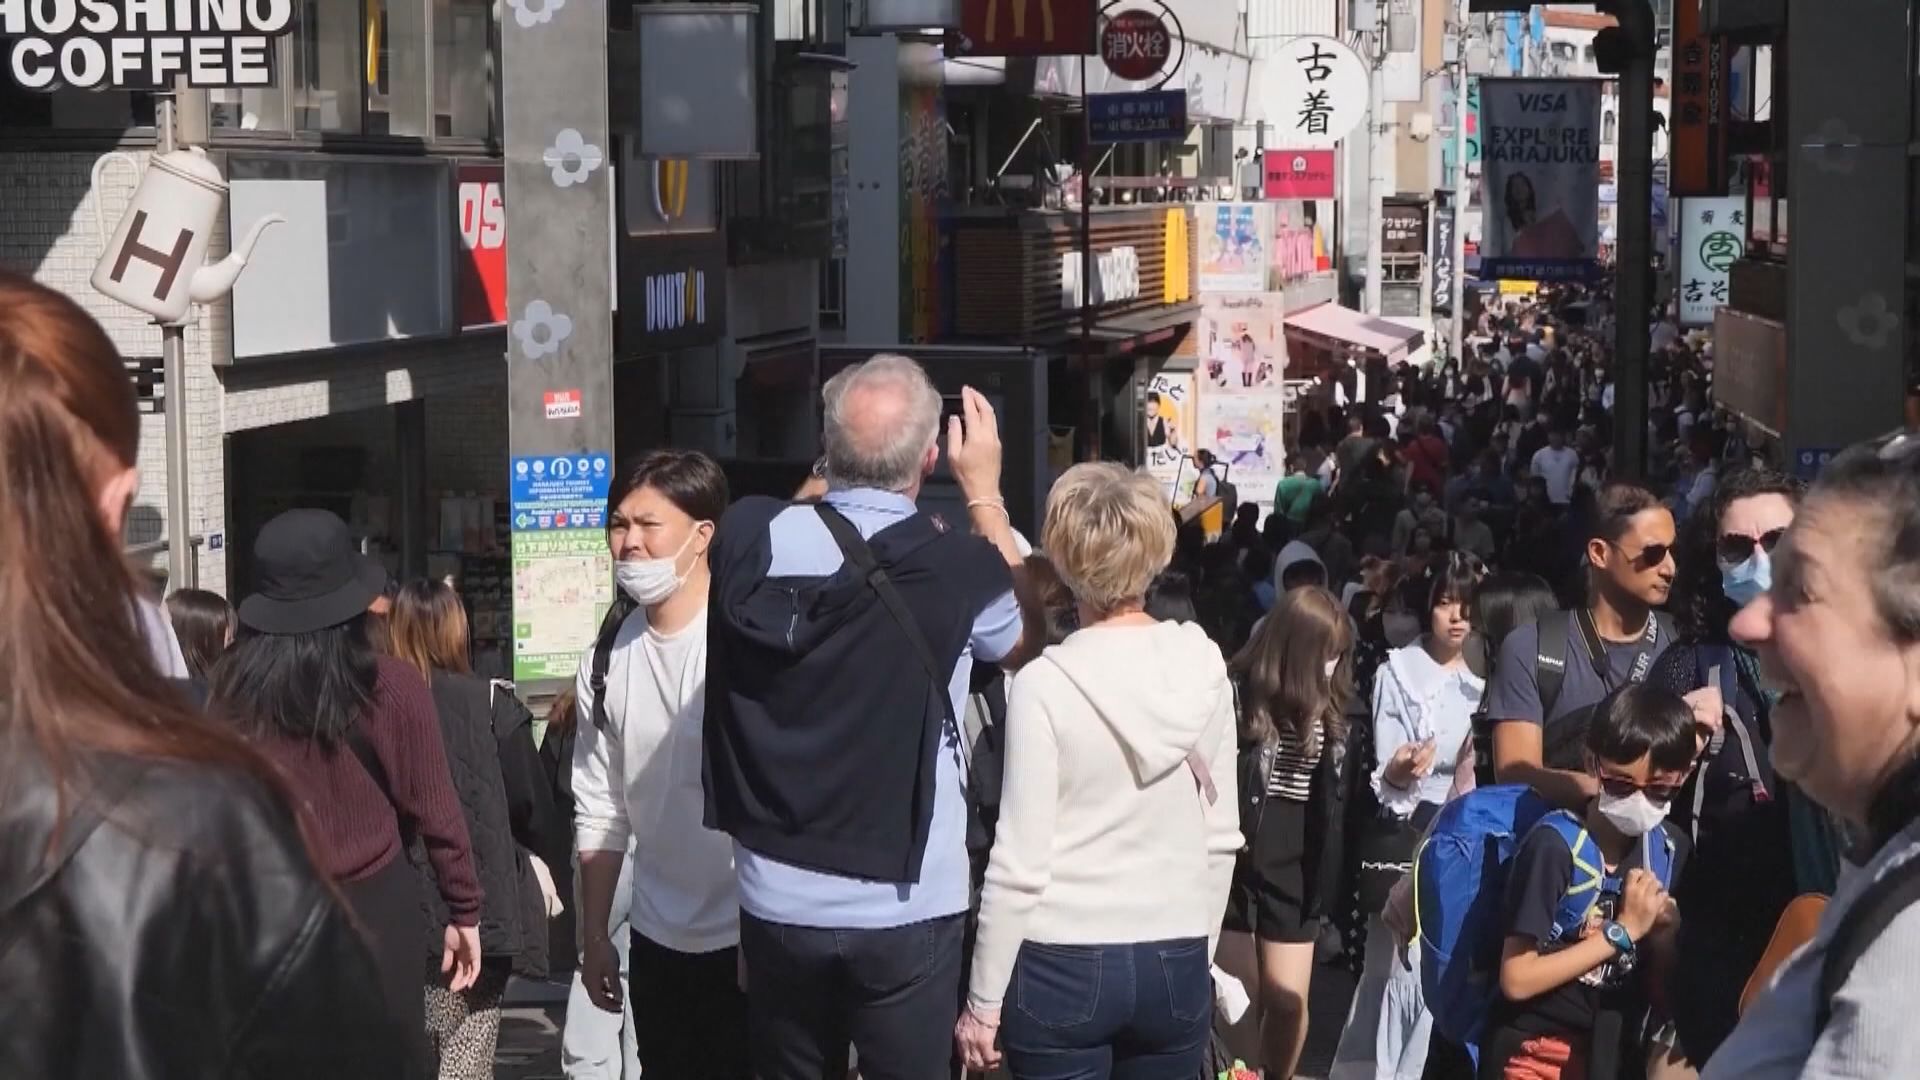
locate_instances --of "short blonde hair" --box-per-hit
[1042,463,1175,617]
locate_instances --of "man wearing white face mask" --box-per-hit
[571,450,747,1080]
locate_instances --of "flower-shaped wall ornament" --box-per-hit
[513,300,574,360]
[507,0,565,29]
[544,128,605,188]
[1838,293,1900,351]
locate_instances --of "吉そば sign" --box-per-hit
[1257,35,1367,148]
[2,0,295,90]
[1677,195,1745,327]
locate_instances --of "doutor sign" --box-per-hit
[1099,9,1171,82]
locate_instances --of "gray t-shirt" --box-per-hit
[1484,611,1673,769]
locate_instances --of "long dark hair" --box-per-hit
[1467,572,1559,679]
[1232,585,1353,751]
[166,588,236,681]
[211,617,381,748]
[0,271,294,844]
[1672,467,1803,643]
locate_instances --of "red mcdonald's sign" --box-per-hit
[961,0,1095,58]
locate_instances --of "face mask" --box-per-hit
[1718,551,1771,608]
[1324,658,1340,679]
[1596,790,1670,838]
[615,529,701,605]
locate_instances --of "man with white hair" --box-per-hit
[703,354,1038,1080]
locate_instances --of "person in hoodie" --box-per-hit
[955,463,1241,1079]
[1331,552,1486,1080]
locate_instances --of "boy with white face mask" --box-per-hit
[571,450,748,1080]
[1483,684,1693,1080]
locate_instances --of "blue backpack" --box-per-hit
[1415,785,1676,1049]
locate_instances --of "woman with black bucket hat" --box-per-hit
[0,271,407,1077]
[213,507,485,1074]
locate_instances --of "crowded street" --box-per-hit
[4,1,1916,1080]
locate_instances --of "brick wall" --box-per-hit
[3,148,509,596]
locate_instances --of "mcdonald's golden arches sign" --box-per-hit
[1162,209,1191,305]
[960,0,1094,58]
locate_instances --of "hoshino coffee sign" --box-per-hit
[2,0,293,91]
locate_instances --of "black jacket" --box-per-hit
[0,743,406,1078]
[1234,725,1351,922]
[704,496,1012,883]
[413,672,552,977]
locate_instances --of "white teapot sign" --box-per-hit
[2,0,294,91]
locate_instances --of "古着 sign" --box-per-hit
[1677,195,1744,326]
[1258,35,1366,147]
[2,0,294,90]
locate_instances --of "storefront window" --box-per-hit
[0,75,156,131]
[211,83,291,132]
[367,0,431,136]
[434,0,496,139]
[291,0,364,132]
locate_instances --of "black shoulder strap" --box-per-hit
[1818,854,1920,1031]
[814,504,966,773]
[589,596,637,732]
[1536,613,1569,720]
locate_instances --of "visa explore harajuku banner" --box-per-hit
[1479,78,1602,282]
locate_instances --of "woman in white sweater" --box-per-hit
[955,463,1242,1080]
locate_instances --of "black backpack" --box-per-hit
[587,594,639,731]
[1532,609,1674,768]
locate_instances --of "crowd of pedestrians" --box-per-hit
[10,259,1920,1080]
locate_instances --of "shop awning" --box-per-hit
[1282,302,1425,361]
[1065,301,1201,359]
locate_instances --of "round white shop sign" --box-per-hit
[1259,35,1368,148]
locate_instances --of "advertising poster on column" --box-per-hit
[1198,203,1272,293]
[1144,371,1197,500]
[1198,393,1286,514]
[1198,293,1285,392]
[1677,196,1745,326]
[1479,78,1602,282]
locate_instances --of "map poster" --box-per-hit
[512,528,614,683]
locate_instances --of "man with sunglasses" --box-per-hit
[1487,482,1706,812]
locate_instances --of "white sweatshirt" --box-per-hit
[968,620,1242,1011]
[572,608,739,954]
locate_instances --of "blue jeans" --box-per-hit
[1000,938,1211,1080]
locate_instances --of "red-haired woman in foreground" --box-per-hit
[0,270,406,1077]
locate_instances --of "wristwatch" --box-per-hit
[1603,920,1636,956]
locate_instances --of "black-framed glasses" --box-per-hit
[1596,772,1681,805]
[1608,540,1674,571]
[1716,528,1786,564]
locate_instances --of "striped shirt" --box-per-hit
[1266,720,1323,802]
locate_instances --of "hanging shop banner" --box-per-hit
[1479,78,1602,282]
[1199,292,1286,393]
[1198,391,1287,518]
[1088,89,1187,143]
[457,164,508,328]
[960,0,1094,57]
[1381,200,1427,255]
[511,529,615,683]
[1677,196,1745,327]
[1197,202,1271,293]
[1669,0,1730,197]
[1144,371,1198,500]
[1430,204,1456,315]
[1440,76,1482,175]
[1257,35,1367,147]
[2,1,294,89]
[1263,149,1337,199]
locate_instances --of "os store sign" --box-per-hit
[1099,8,1172,82]
[2,0,294,91]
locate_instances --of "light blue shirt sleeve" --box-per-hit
[1370,668,1425,819]
[972,588,1022,667]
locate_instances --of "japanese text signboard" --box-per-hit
[1677,196,1744,326]
[1099,8,1171,81]
[1088,89,1186,143]
[1263,149,1336,199]
[1258,35,1367,148]
[1669,0,1730,197]
[1479,78,1602,282]
[1430,205,1456,315]
[1381,201,1427,255]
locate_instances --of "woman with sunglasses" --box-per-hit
[1644,468,1842,1069]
